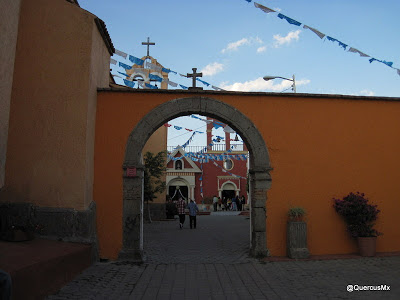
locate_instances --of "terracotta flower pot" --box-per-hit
[357,237,377,257]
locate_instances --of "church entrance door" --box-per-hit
[222,190,235,200]
[168,185,188,201]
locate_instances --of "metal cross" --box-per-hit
[142,37,155,57]
[187,68,203,88]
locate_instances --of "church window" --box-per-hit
[223,158,233,170]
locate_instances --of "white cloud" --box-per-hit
[220,77,310,92]
[221,38,249,53]
[257,46,267,53]
[359,90,375,96]
[273,30,301,48]
[221,37,264,54]
[201,62,224,76]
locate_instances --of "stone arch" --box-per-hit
[120,96,272,260]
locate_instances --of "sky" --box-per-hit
[79,0,400,147]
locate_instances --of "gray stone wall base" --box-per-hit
[251,231,269,258]
[0,202,99,262]
[118,248,143,262]
[287,221,310,259]
[144,203,166,221]
[288,247,310,259]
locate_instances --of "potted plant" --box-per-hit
[333,192,382,257]
[287,206,309,258]
[288,207,306,222]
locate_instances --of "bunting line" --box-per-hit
[248,1,398,76]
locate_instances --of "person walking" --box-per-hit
[187,199,199,229]
[232,195,238,211]
[240,195,246,211]
[176,197,186,229]
[212,195,218,212]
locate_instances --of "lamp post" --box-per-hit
[263,74,296,93]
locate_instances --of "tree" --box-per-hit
[143,151,166,221]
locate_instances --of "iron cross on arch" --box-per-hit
[187,68,203,89]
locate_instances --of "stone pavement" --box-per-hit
[48,214,400,299]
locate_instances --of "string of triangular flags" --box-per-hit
[165,116,240,138]
[245,1,399,77]
[168,152,247,179]
[199,163,204,199]
[164,123,204,134]
[169,132,198,152]
[168,137,248,162]
[110,51,227,89]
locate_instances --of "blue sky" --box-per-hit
[79,0,400,146]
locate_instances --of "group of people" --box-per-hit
[171,194,247,230]
[213,195,246,212]
[176,197,199,229]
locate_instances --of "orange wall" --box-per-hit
[142,126,167,203]
[2,0,110,210]
[94,90,400,259]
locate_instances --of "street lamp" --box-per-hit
[263,74,296,93]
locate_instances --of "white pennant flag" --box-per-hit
[254,2,276,13]
[348,47,370,58]
[303,25,325,39]
[110,58,117,65]
[163,79,178,87]
[115,49,127,59]
[223,125,235,134]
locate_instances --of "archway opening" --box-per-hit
[120,96,271,261]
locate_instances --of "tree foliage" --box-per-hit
[143,151,166,202]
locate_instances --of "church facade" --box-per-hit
[166,120,249,205]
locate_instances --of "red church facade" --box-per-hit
[166,118,249,206]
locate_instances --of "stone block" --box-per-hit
[251,207,266,232]
[287,221,310,259]
[250,231,269,258]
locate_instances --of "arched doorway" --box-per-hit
[120,97,272,260]
[167,178,190,201]
[221,181,238,200]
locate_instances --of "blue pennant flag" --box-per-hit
[326,36,348,50]
[277,13,301,26]
[123,79,135,88]
[118,71,130,77]
[119,62,132,70]
[128,55,144,66]
[369,58,393,68]
[213,123,223,129]
[174,126,183,130]
[180,84,188,90]
[196,78,210,86]
[149,74,163,82]
[145,83,158,89]
[162,67,176,74]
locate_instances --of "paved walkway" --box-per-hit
[48,215,400,299]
